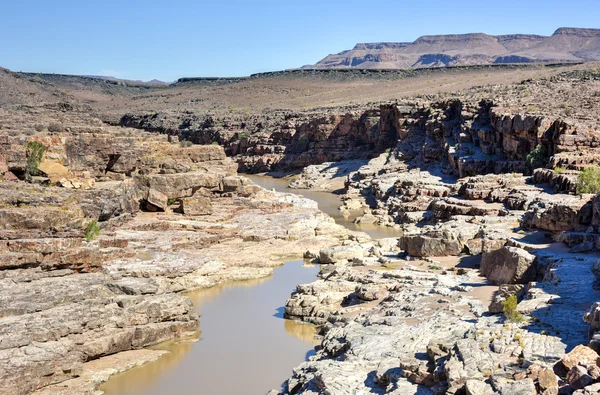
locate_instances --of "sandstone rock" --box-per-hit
[399,230,463,257]
[181,196,213,216]
[465,379,495,395]
[567,365,594,390]
[583,302,600,331]
[145,188,168,211]
[319,245,363,264]
[559,345,600,371]
[38,160,70,179]
[488,284,526,314]
[499,378,536,394]
[480,246,537,285]
[537,368,559,392]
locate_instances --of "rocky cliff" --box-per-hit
[310,27,600,69]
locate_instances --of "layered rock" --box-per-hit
[0,109,357,394]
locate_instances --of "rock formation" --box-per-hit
[310,28,600,69]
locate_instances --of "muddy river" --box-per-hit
[101,175,402,394]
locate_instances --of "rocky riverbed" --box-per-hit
[0,107,361,394]
[3,63,600,394]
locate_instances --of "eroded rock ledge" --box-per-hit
[0,109,357,395]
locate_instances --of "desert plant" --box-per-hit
[34,124,44,132]
[553,166,565,174]
[179,140,193,148]
[576,167,600,194]
[526,144,548,170]
[25,141,46,178]
[84,220,100,241]
[502,294,525,323]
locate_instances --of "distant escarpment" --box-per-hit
[310,27,600,69]
[119,68,600,176]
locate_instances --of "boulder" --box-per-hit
[145,189,168,211]
[584,302,600,331]
[567,366,593,390]
[319,245,364,264]
[499,379,536,395]
[480,246,536,285]
[399,230,463,257]
[537,368,559,393]
[488,284,527,314]
[559,345,600,372]
[181,196,213,216]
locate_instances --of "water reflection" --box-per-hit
[99,338,197,395]
[100,260,321,395]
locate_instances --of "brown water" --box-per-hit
[101,174,402,395]
[100,261,320,395]
[245,174,404,240]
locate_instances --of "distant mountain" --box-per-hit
[83,75,168,85]
[308,27,600,69]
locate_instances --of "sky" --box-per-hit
[1,0,599,81]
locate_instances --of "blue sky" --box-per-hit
[1,0,598,81]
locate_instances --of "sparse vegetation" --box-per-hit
[34,124,44,132]
[179,140,193,148]
[25,141,46,178]
[84,220,100,241]
[502,294,525,323]
[525,144,548,170]
[576,167,600,194]
[553,166,565,174]
[167,198,178,206]
[428,264,441,270]
[211,141,219,145]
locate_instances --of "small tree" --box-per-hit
[25,141,46,178]
[526,144,548,170]
[576,167,600,194]
[84,220,100,241]
[502,294,525,323]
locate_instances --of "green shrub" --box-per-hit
[167,198,179,206]
[576,167,600,194]
[211,141,219,145]
[502,294,525,323]
[84,220,100,241]
[238,132,249,140]
[553,166,565,174]
[525,144,548,170]
[25,141,46,178]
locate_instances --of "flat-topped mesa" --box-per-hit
[311,27,600,68]
[352,42,410,50]
[553,27,600,36]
